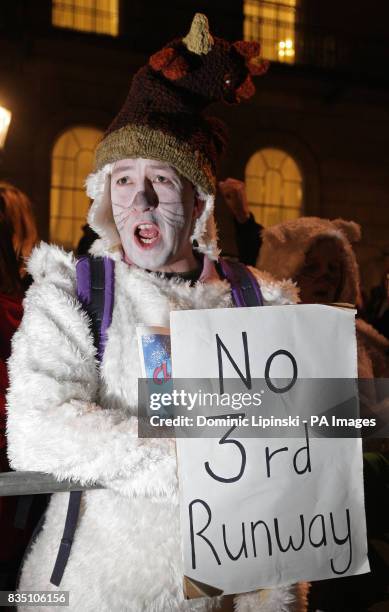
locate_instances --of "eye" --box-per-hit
[154,175,170,184]
[223,73,232,87]
[116,176,131,185]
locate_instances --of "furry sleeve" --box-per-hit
[6,243,177,499]
[235,582,309,612]
[248,266,299,305]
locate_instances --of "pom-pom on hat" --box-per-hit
[87,13,268,258]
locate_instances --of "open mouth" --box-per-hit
[134,223,160,249]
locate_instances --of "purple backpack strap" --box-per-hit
[50,255,115,587]
[217,258,264,307]
[76,255,115,361]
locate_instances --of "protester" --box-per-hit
[219,178,389,378]
[218,178,263,266]
[257,216,389,612]
[6,14,309,612]
[0,183,38,286]
[76,223,98,257]
[365,255,389,340]
[0,185,39,591]
[257,217,389,381]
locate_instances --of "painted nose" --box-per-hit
[132,180,158,211]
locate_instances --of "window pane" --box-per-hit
[76,150,94,183]
[283,180,301,207]
[244,0,296,64]
[245,148,303,227]
[50,126,103,250]
[52,159,76,188]
[52,0,118,36]
[264,169,282,204]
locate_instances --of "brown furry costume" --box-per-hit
[257,216,389,381]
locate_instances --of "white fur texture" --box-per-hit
[7,243,300,612]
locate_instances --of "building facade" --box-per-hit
[1,0,388,291]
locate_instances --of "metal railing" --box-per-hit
[0,471,103,497]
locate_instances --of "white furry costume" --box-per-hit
[6,164,307,612]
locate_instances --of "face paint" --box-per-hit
[111,158,203,272]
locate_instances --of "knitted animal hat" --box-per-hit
[86,13,268,258]
[257,217,362,304]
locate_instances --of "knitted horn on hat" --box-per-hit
[86,13,268,258]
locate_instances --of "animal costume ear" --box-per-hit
[332,219,361,244]
[235,74,255,101]
[149,47,189,80]
[182,12,214,55]
[262,224,288,246]
[233,41,269,76]
[232,41,268,101]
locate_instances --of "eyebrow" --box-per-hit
[112,163,178,176]
[147,163,174,171]
[112,165,135,176]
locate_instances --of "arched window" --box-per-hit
[245,148,303,226]
[50,126,103,250]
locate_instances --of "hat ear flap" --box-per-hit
[233,40,269,76]
[149,47,176,70]
[149,47,189,80]
[236,74,255,101]
[332,219,361,244]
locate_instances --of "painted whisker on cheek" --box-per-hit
[112,202,130,210]
[113,209,130,218]
[157,201,185,205]
[113,210,132,230]
[115,219,127,231]
[113,214,130,227]
[159,209,186,221]
[163,219,175,229]
[118,220,130,231]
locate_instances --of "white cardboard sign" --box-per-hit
[170,304,369,595]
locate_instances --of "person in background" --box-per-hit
[219,177,263,266]
[219,178,388,379]
[0,184,39,591]
[76,223,98,257]
[0,183,38,288]
[218,178,389,610]
[257,217,389,381]
[365,253,389,340]
[256,216,389,612]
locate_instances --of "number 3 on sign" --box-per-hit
[204,423,246,483]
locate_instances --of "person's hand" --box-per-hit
[219,178,250,224]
